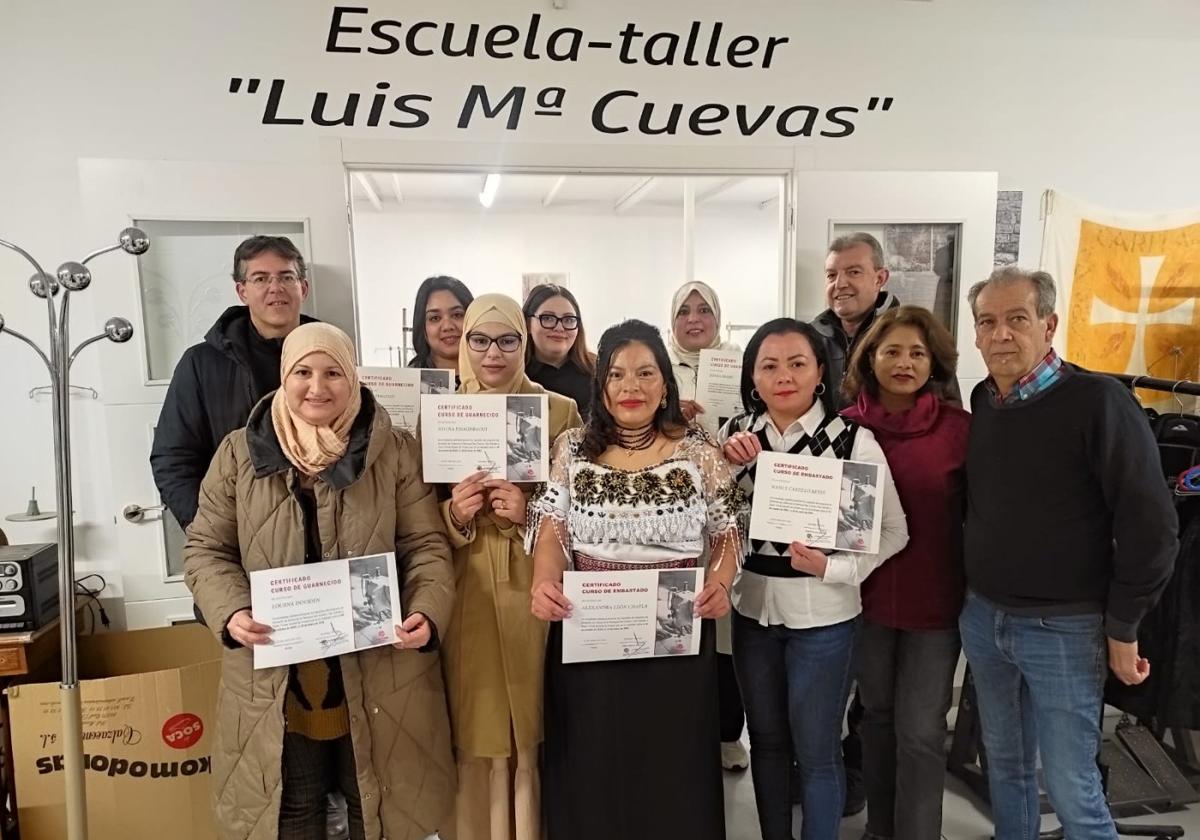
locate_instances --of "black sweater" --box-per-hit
[965,365,1178,642]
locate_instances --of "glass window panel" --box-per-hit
[133,219,307,381]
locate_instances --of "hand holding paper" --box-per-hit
[788,542,828,579]
[450,470,489,526]
[227,609,272,647]
[486,479,527,525]
[393,612,430,650]
[722,431,761,466]
[531,579,572,621]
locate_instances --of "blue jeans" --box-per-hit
[959,591,1115,840]
[733,610,858,840]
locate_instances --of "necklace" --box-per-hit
[616,423,656,455]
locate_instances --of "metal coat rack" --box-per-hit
[0,227,149,840]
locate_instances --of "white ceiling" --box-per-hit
[348,171,781,213]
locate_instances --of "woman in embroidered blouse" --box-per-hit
[438,294,582,840]
[719,318,908,840]
[528,318,745,840]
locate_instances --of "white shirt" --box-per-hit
[725,400,909,630]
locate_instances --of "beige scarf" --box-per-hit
[270,322,362,476]
[667,280,738,369]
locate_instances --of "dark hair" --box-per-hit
[740,318,835,418]
[842,305,959,403]
[522,284,596,375]
[581,320,688,460]
[231,235,307,283]
[409,275,474,368]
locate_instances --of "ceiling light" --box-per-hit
[479,174,501,208]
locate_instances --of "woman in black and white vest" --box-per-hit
[718,318,908,840]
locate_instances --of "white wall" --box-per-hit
[354,204,781,364]
[2,0,1198,617]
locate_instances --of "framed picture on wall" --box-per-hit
[521,272,569,303]
[829,221,962,337]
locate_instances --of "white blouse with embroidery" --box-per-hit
[526,427,745,567]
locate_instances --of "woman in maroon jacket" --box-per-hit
[840,305,969,840]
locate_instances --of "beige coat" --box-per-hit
[184,392,456,840]
[439,392,581,758]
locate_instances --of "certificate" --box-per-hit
[694,348,744,438]
[248,553,403,670]
[358,367,454,435]
[421,393,549,483]
[561,567,704,663]
[748,453,884,554]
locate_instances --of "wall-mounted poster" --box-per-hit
[1042,190,1199,411]
[521,272,569,301]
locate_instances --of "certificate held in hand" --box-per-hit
[748,452,884,554]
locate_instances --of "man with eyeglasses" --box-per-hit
[150,236,351,837]
[152,235,317,540]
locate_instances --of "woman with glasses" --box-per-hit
[439,294,582,840]
[522,284,596,419]
[409,275,474,371]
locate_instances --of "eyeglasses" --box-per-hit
[466,332,522,353]
[536,313,579,330]
[242,272,302,287]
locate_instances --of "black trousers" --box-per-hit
[718,651,746,742]
[279,733,365,840]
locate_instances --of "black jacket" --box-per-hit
[150,306,317,531]
[811,290,900,406]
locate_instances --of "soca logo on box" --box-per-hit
[161,713,204,750]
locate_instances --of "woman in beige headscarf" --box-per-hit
[185,322,456,840]
[668,280,741,423]
[666,281,748,772]
[439,295,582,840]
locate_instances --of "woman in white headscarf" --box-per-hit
[668,281,741,423]
[666,280,748,772]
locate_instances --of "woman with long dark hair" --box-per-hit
[528,319,745,840]
[719,318,907,840]
[522,284,596,418]
[840,306,969,840]
[408,275,474,370]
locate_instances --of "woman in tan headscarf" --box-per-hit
[185,322,456,840]
[439,295,582,840]
[667,280,741,423]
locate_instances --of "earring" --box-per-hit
[751,388,762,402]
[659,396,667,409]
[814,382,826,395]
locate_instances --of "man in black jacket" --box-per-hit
[151,234,314,551]
[960,267,1177,840]
[808,232,898,817]
[812,232,900,405]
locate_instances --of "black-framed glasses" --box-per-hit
[466,332,522,353]
[536,313,579,330]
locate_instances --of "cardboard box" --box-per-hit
[7,624,221,840]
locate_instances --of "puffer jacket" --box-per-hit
[184,388,455,840]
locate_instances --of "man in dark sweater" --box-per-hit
[960,267,1177,840]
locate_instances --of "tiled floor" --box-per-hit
[722,750,1200,840]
